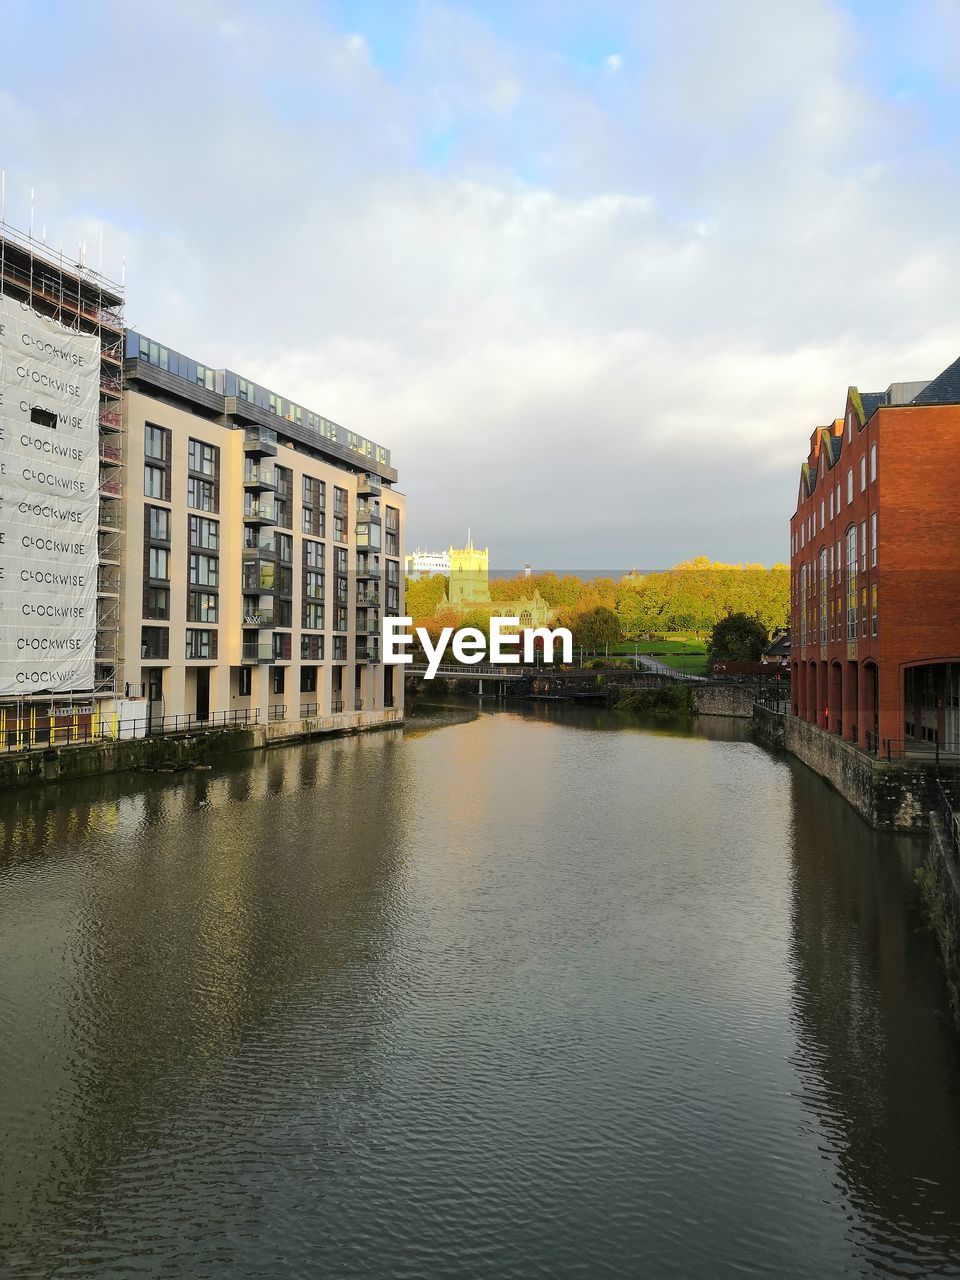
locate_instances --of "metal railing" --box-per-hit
[268,704,286,722]
[937,777,960,861]
[299,703,319,718]
[354,698,364,711]
[331,699,344,713]
[2,707,260,753]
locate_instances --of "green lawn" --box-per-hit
[591,636,710,676]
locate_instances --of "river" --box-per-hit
[1,701,960,1278]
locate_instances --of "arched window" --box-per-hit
[870,442,877,482]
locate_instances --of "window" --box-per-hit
[836,539,841,580]
[238,667,252,696]
[147,506,170,542]
[835,483,840,513]
[141,626,169,660]
[189,516,219,550]
[829,542,834,584]
[275,533,293,563]
[385,531,398,556]
[870,512,877,567]
[334,486,348,516]
[144,586,170,620]
[846,526,858,639]
[148,546,170,580]
[846,470,853,504]
[829,490,834,521]
[870,442,877,482]
[189,553,219,587]
[272,667,285,694]
[302,507,325,537]
[799,565,807,648]
[300,666,317,693]
[820,500,825,530]
[185,629,217,660]
[861,586,868,638]
[871,584,878,637]
[304,571,324,599]
[859,456,866,491]
[333,636,347,661]
[301,635,323,661]
[860,520,867,572]
[819,548,827,645]
[145,425,168,461]
[335,547,348,574]
[334,515,346,542]
[188,438,217,477]
[188,591,219,623]
[187,476,216,512]
[273,633,291,662]
[144,464,166,500]
[303,602,324,630]
[386,584,399,613]
[304,539,324,569]
[274,466,292,529]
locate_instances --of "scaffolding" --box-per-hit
[0,216,125,741]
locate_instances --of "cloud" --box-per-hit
[1,0,958,567]
[604,53,622,74]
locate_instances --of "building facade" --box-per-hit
[789,361,960,755]
[0,227,124,744]
[121,332,405,729]
[0,225,404,744]
[404,547,449,579]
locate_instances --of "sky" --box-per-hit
[2,0,959,568]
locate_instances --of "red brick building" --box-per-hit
[790,356,960,756]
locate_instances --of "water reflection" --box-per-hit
[787,764,960,1274]
[0,708,959,1279]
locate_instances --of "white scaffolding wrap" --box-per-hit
[0,295,101,694]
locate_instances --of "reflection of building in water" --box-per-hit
[785,764,960,1266]
[437,535,550,627]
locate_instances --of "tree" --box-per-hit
[708,612,768,664]
[405,573,448,619]
[572,605,622,651]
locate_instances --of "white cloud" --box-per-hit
[1,0,958,567]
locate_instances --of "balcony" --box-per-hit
[356,642,381,664]
[243,496,277,525]
[241,639,274,663]
[242,565,276,594]
[244,426,278,457]
[356,560,381,579]
[358,610,380,634]
[356,502,382,524]
[243,462,278,491]
[356,588,381,606]
[331,699,344,714]
[357,472,382,496]
[242,606,275,627]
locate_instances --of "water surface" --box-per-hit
[1,702,959,1278]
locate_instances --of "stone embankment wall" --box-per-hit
[752,704,939,830]
[693,684,755,718]
[922,816,960,1026]
[0,711,402,792]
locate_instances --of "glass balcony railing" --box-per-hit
[241,639,274,663]
[356,502,382,524]
[357,472,382,496]
[242,562,276,593]
[244,426,278,456]
[356,559,381,579]
[243,462,278,490]
[243,496,277,524]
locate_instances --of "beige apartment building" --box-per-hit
[120,331,404,732]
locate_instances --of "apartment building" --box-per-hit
[122,332,404,730]
[789,357,960,755]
